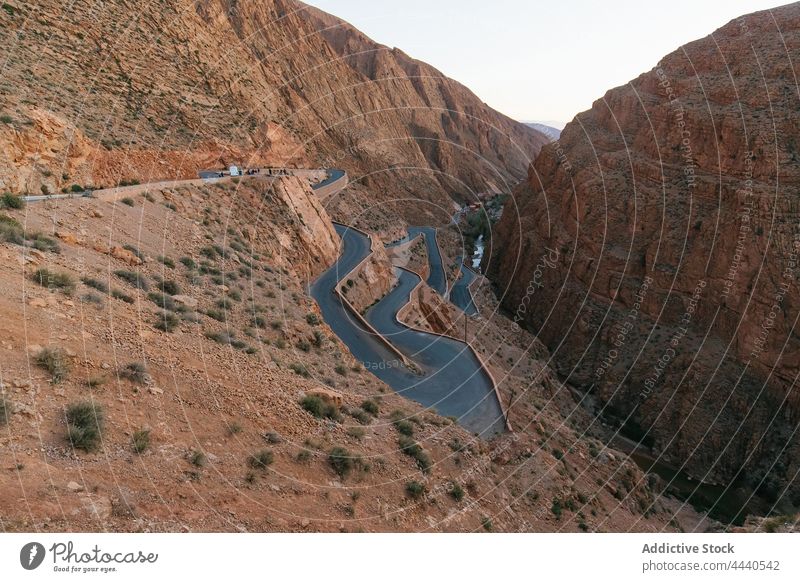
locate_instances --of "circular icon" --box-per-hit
[20,542,46,570]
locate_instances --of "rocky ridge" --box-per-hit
[488,3,800,509]
[0,0,546,223]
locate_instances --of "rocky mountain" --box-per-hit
[488,3,800,510]
[0,0,546,220]
[0,173,702,533]
[0,0,702,534]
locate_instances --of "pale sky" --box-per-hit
[303,0,785,126]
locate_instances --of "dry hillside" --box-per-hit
[0,179,701,532]
[0,0,546,224]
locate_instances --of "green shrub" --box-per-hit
[31,268,75,294]
[199,262,221,275]
[361,400,379,415]
[157,256,175,269]
[290,363,310,377]
[306,313,320,326]
[35,347,70,383]
[481,517,493,531]
[147,291,176,311]
[30,234,60,253]
[248,449,274,470]
[205,331,239,348]
[70,184,84,193]
[158,279,180,295]
[398,435,432,473]
[1,192,24,209]
[80,292,104,306]
[114,270,148,290]
[154,312,180,332]
[216,297,233,310]
[335,363,348,376]
[449,438,468,453]
[189,449,206,467]
[551,498,563,519]
[347,426,365,440]
[349,408,372,425]
[296,448,313,462]
[120,362,149,384]
[122,245,145,261]
[205,309,226,322]
[226,420,243,435]
[300,395,340,421]
[328,447,354,478]
[393,419,414,437]
[296,339,311,352]
[120,197,135,207]
[65,401,104,452]
[448,482,465,502]
[81,277,108,293]
[87,376,106,389]
[406,480,426,499]
[0,395,12,425]
[179,257,197,269]
[111,289,134,303]
[199,246,218,259]
[0,213,24,244]
[132,429,150,453]
[312,330,324,347]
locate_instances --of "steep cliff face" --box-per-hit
[0,0,545,219]
[298,2,544,199]
[488,4,800,505]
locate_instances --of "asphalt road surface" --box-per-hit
[311,225,505,436]
[450,261,479,316]
[312,169,346,190]
[386,226,447,296]
[365,267,505,436]
[309,224,410,373]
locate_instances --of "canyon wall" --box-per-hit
[488,4,800,506]
[0,0,545,219]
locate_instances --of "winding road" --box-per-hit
[313,224,506,436]
[309,224,415,375]
[450,261,479,316]
[311,169,346,190]
[386,226,447,296]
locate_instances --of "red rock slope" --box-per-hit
[0,0,546,219]
[488,3,800,507]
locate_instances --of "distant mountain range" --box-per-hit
[524,122,562,142]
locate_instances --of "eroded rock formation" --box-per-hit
[488,4,800,506]
[0,0,546,220]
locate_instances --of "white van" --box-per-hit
[229,165,240,177]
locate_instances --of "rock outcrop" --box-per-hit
[0,0,546,220]
[339,233,394,312]
[488,4,800,507]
